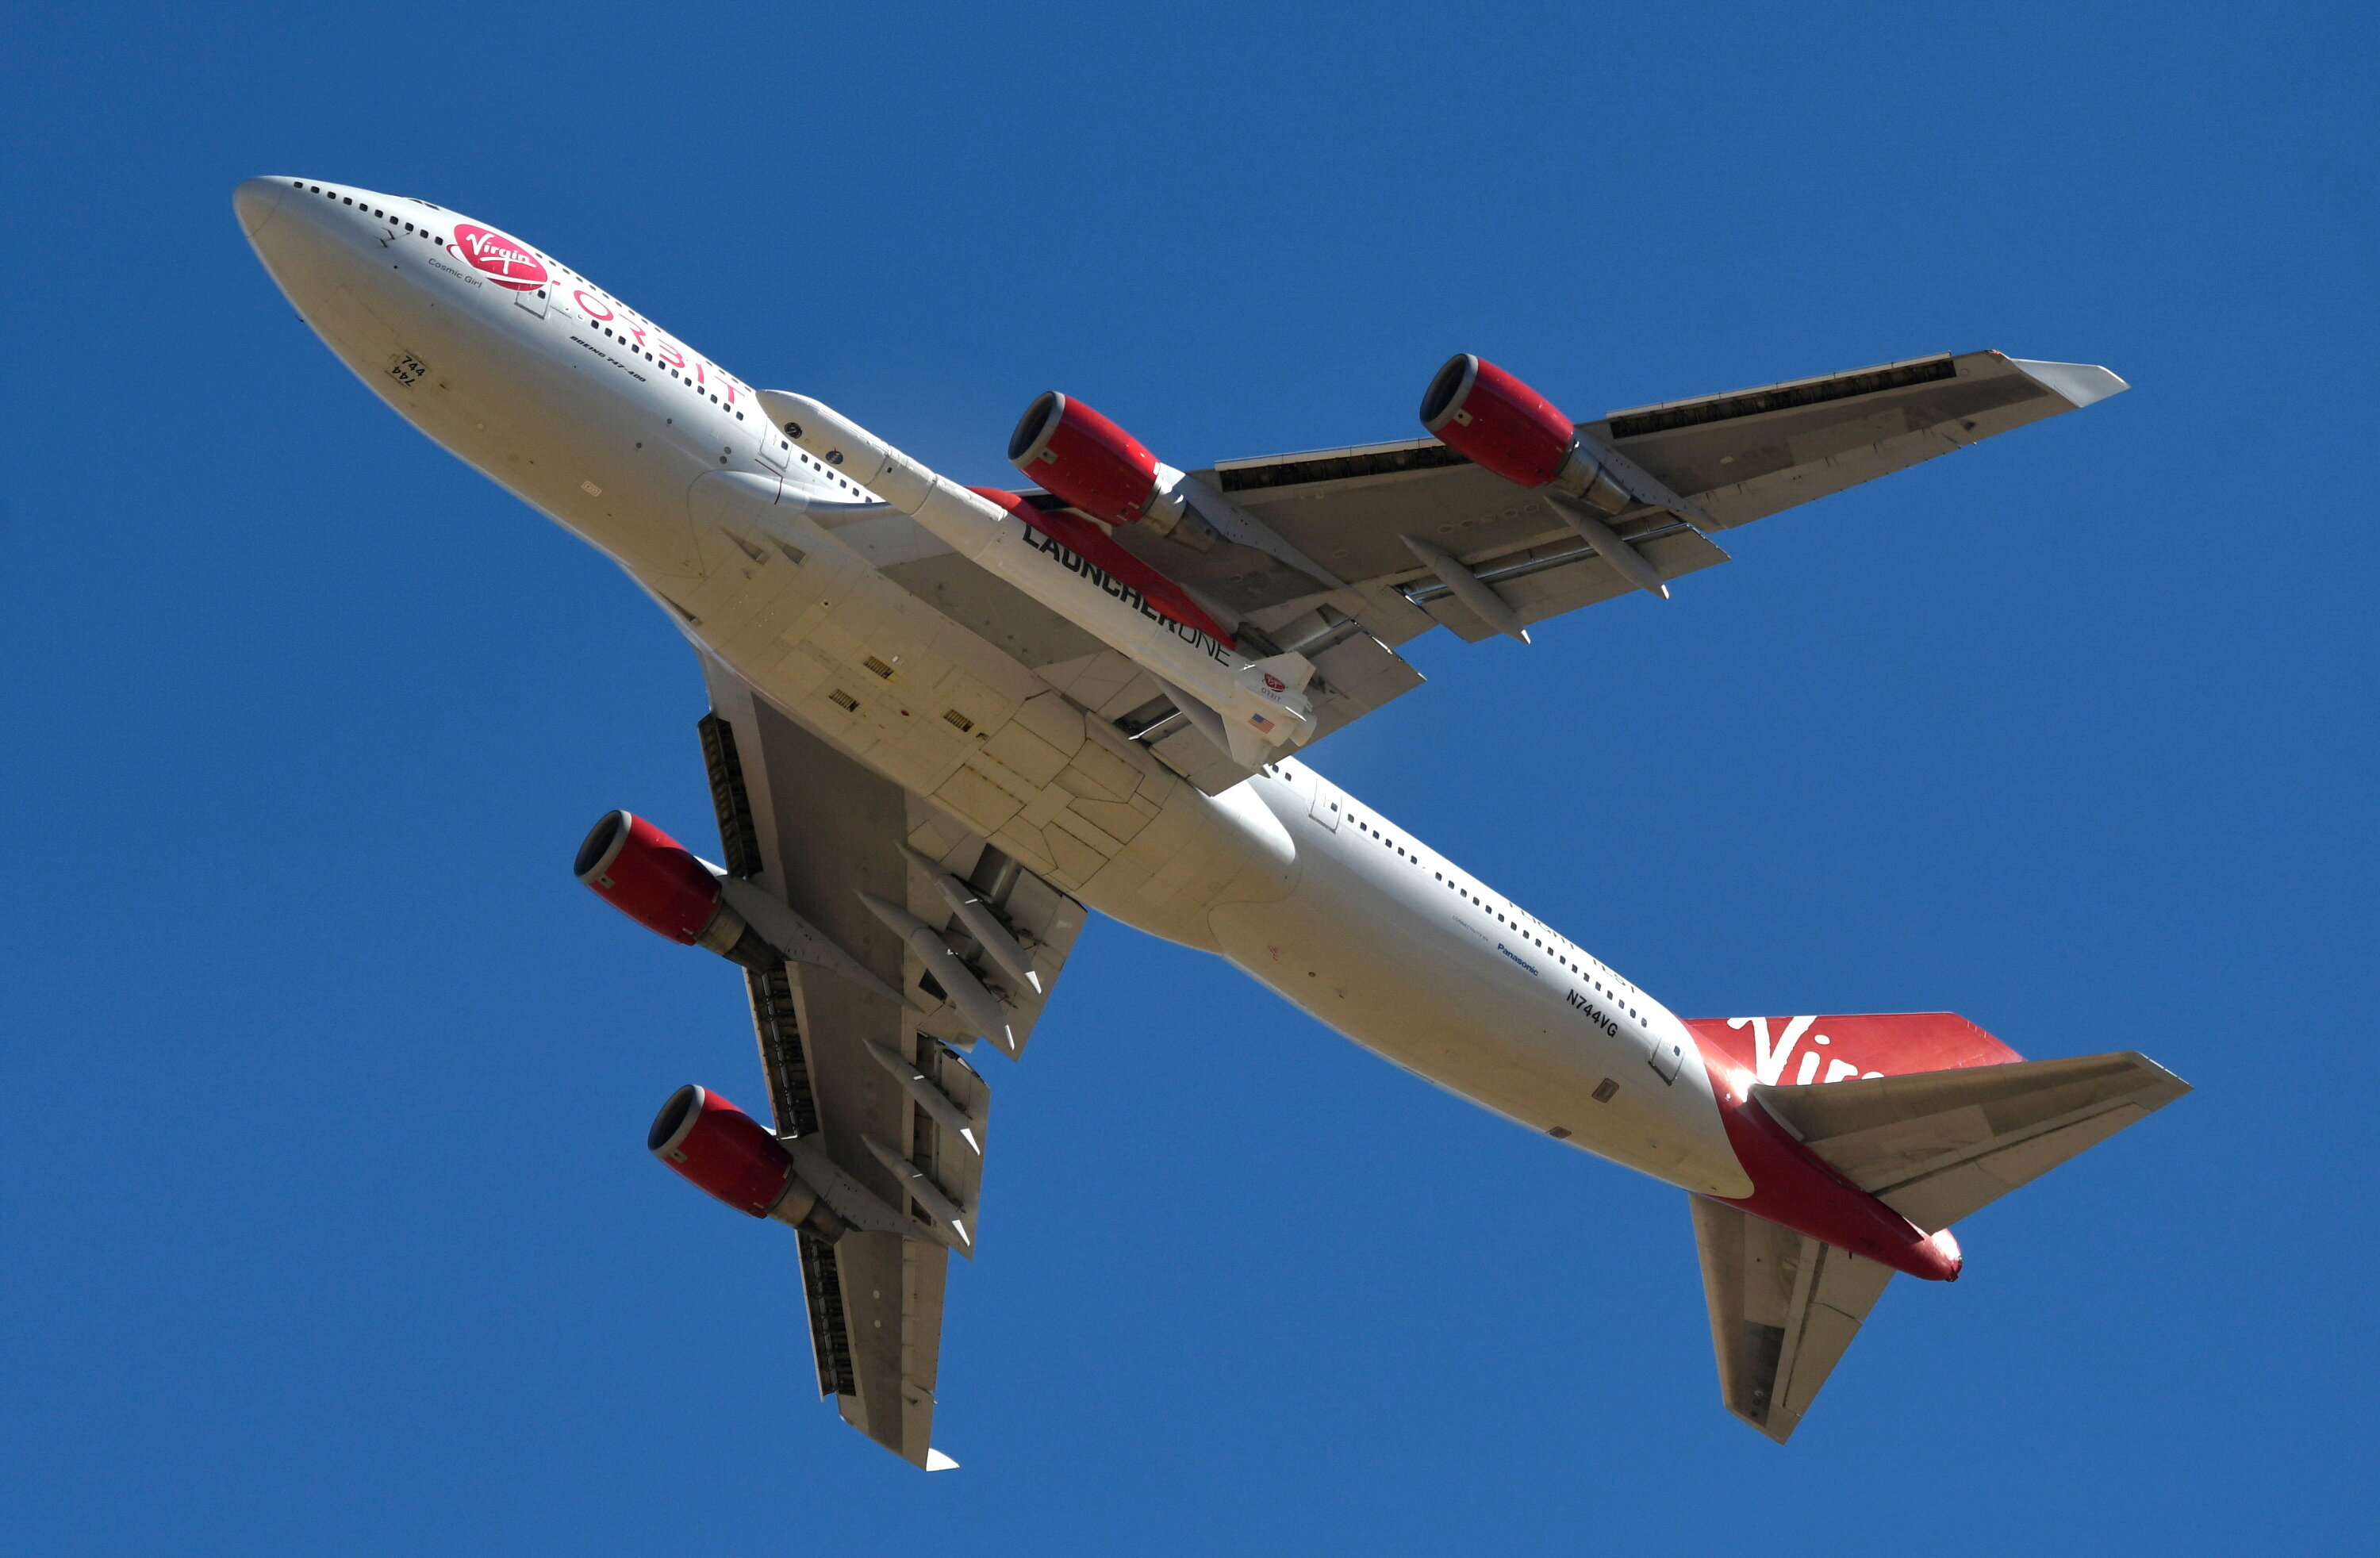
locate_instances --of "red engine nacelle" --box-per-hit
[1418,354,1630,513]
[1008,391,1164,524]
[648,1084,793,1215]
[648,1084,846,1237]
[575,811,776,969]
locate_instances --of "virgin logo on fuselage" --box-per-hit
[451,224,548,292]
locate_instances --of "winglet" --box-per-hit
[2007,358,2129,409]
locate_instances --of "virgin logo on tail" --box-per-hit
[1728,1016,1883,1087]
[451,224,548,291]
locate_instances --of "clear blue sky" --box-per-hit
[3,2,2370,1552]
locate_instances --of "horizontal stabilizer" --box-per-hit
[1691,1197,1894,1444]
[1752,1051,2191,1233]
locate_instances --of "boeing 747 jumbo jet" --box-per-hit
[236,176,2188,1465]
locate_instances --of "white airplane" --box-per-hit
[236,176,2189,1465]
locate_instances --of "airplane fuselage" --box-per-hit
[239,176,1978,1258]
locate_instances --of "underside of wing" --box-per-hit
[1179,350,2117,644]
[1194,441,1729,647]
[1200,350,2109,629]
[1690,1197,1895,1443]
[694,658,1088,1465]
[803,349,2119,790]
[1592,351,2125,531]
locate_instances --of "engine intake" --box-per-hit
[648,1084,846,1239]
[575,811,777,969]
[1419,354,1631,515]
[1008,391,1163,524]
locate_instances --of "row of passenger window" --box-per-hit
[1342,804,1642,1022]
[582,321,756,422]
[295,182,443,246]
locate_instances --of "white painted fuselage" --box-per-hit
[235,177,1752,1199]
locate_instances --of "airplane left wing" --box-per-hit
[693,657,1088,1465]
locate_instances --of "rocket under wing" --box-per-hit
[757,390,1315,762]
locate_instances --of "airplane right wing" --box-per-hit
[1137,349,2125,647]
[754,349,2121,794]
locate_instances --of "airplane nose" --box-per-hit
[232,176,287,237]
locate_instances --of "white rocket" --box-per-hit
[757,390,1316,766]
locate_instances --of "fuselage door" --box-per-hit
[513,277,548,318]
[1307,773,1342,832]
[1647,1017,1687,1084]
[756,421,793,472]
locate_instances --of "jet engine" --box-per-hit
[647,1084,846,1238]
[1007,391,1180,526]
[574,810,777,969]
[1418,354,1633,516]
[1005,389,1352,591]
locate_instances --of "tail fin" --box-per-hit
[1152,675,1276,768]
[1688,1019,2190,1441]
[1239,650,1315,696]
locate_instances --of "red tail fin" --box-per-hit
[1685,1012,2021,1088]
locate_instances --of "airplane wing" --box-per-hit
[833,349,2120,792]
[1154,349,2124,643]
[693,656,1088,1465]
[1690,1196,1895,1444]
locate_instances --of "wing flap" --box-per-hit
[1403,518,1733,642]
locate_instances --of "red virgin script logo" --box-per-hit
[451,224,548,291]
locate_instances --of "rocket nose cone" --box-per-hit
[233,177,289,238]
[1924,1226,1964,1281]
